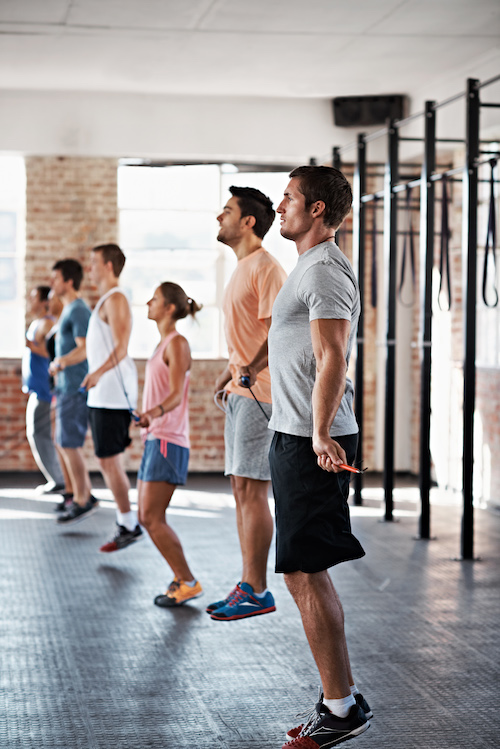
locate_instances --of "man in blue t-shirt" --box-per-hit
[49,258,97,525]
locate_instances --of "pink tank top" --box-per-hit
[141,331,190,449]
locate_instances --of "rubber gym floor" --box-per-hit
[0,471,498,749]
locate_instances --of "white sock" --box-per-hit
[323,695,356,719]
[350,684,359,696]
[184,579,196,587]
[117,510,137,532]
[253,588,269,598]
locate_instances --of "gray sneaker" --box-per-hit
[56,498,99,525]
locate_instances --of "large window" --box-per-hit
[0,156,25,357]
[118,164,294,359]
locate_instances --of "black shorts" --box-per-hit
[88,407,132,459]
[269,432,365,574]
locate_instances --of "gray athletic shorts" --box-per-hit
[224,393,273,481]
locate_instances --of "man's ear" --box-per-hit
[311,200,326,219]
[243,214,256,231]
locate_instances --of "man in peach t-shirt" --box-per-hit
[208,186,287,621]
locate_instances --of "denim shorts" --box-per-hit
[138,438,189,485]
[55,391,89,449]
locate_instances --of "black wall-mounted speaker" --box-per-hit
[332,95,406,127]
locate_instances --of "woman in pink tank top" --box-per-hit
[135,282,203,608]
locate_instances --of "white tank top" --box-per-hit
[86,287,138,410]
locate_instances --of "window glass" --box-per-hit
[0,156,25,357]
[119,164,291,359]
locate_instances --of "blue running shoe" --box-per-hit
[205,582,241,614]
[210,582,276,621]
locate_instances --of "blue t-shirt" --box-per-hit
[55,298,91,395]
[22,318,52,402]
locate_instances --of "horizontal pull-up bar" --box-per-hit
[478,73,500,89]
[430,165,464,181]
[393,178,422,194]
[480,102,500,108]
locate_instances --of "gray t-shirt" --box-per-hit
[268,241,360,438]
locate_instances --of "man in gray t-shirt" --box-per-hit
[245,166,370,747]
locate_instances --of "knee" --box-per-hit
[138,506,162,533]
[232,476,268,505]
[98,455,117,475]
[284,570,308,599]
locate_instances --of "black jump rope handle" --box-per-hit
[240,375,251,388]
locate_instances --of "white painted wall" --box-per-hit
[0,90,354,164]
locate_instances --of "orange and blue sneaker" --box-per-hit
[154,578,203,607]
[209,582,276,621]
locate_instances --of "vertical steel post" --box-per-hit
[461,79,480,559]
[332,147,341,171]
[352,134,367,505]
[383,122,399,520]
[418,102,436,539]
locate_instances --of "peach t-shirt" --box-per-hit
[223,247,287,404]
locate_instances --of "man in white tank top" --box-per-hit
[81,244,142,553]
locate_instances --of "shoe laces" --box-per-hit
[226,585,248,607]
[167,578,181,595]
[293,689,325,737]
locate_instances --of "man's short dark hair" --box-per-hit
[93,243,126,278]
[229,186,275,239]
[289,165,353,229]
[36,285,51,302]
[52,259,84,291]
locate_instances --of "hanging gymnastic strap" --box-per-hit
[397,185,416,307]
[482,158,498,308]
[438,174,452,311]
[371,197,378,308]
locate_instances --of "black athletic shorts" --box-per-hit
[269,432,365,574]
[88,407,132,458]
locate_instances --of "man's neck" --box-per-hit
[61,289,78,307]
[98,278,119,298]
[231,236,263,261]
[295,227,337,256]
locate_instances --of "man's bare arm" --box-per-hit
[238,317,271,387]
[310,317,351,473]
[50,337,87,374]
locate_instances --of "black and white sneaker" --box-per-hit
[285,693,373,741]
[54,493,74,512]
[283,696,369,748]
[56,498,99,525]
[99,524,143,553]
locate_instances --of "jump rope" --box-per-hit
[215,375,365,475]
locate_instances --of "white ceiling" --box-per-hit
[0,0,499,100]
